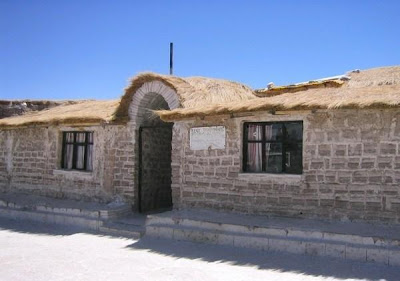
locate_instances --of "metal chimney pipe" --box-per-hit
[169,42,173,75]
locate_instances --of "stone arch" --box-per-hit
[128,80,180,213]
[129,81,180,126]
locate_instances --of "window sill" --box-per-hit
[238,172,302,183]
[53,169,94,179]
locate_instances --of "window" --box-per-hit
[61,132,93,171]
[243,121,303,174]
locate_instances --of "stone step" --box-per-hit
[0,193,137,234]
[99,221,145,239]
[0,194,131,220]
[145,213,400,266]
[0,206,102,230]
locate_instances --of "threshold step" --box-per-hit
[100,221,145,238]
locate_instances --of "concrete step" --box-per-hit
[0,193,131,220]
[145,211,400,267]
[99,221,145,239]
[0,193,135,233]
[0,206,102,230]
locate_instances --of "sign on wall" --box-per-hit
[190,126,226,150]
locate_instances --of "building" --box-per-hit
[1,66,399,223]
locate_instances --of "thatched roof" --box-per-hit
[113,72,255,118]
[157,66,400,121]
[0,100,120,128]
[0,73,254,128]
[1,66,399,128]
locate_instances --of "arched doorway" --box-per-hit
[138,124,173,213]
[129,81,179,213]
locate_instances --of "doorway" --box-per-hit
[138,125,173,213]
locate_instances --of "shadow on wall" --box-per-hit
[126,237,400,281]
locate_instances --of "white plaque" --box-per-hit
[190,126,226,150]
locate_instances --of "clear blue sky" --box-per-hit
[1,0,399,100]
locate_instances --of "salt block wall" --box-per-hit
[172,109,400,224]
[0,125,135,203]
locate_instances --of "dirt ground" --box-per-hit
[0,217,399,281]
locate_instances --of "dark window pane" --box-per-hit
[246,143,262,172]
[284,142,303,174]
[64,144,74,169]
[86,144,93,171]
[88,132,93,143]
[247,125,262,141]
[285,123,303,142]
[265,143,282,173]
[244,122,303,175]
[76,145,85,169]
[66,132,74,142]
[62,132,93,171]
[265,124,283,141]
[76,133,86,143]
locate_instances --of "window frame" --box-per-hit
[61,131,94,171]
[242,121,303,174]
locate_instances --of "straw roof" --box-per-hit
[0,100,120,128]
[1,66,399,128]
[0,73,254,128]
[113,72,255,118]
[157,66,400,121]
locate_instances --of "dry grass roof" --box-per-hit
[1,66,399,128]
[114,72,255,118]
[0,100,120,128]
[0,73,254,128]
[157,66,400,121]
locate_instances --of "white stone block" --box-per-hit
[269,238,306,254]
[253,227,287,237]
[346,246,367,261]
[185,229,219,244]
[288,230,323,240]
[366,248,389,265]
[145,226,160,237]
[66,208,81,216]
[324,233,359,244]
[13,203,23,209]
[36,206,47,212]
[217,234,234,246]
[220,224,249,234]
[305,242,325,256]
[81,210,100,218]
[198,231,219,244]
[146,215,174,226]
[325,243,345,259]
[172,228,187,241]
[234,235,268,250]
[158,226,173,239]
[388,250,400,266]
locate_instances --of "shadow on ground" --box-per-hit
[0,217,124,239]
[127,237,400,281]
[1,217,399,281]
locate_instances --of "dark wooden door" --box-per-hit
[139,126,173,213]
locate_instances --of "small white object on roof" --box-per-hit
[267,82,274,89]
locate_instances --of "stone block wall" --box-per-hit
[0,125,135,203]
[172,109,400,224]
